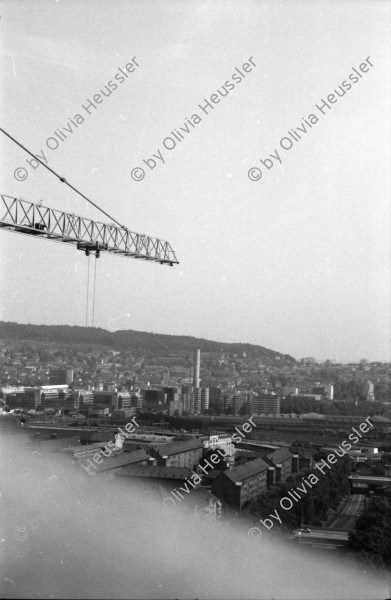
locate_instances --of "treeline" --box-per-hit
[349,497,391,568]
[280,397,386,417]
[137,412,206,431]
[0,322,112,347]
[0,321,294,361]
[243,457,350,530]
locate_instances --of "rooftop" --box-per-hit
[151,438,204,456]
[266,448,293,464]
[222,457,270,483]
[115,465,193,481]
[77,448,150,472]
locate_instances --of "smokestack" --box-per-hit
[292,454,299,473]
[193,349,200,388]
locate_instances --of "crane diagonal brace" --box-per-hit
[0,194,179,265]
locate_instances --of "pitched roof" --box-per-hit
[115,465,193,481]
[60,442,118,458]
[235,451,262,459]
[202,470,222,480]
[222,458,270,483]
[77,448,150,472]
[266,448,293,465]
[151,438,203,456]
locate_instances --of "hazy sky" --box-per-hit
[0,0,390,362]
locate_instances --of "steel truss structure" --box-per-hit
[0,194,179,264]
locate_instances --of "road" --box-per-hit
[292,494,365,548]
[325,494,365,530]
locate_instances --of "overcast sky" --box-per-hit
[0,0,390,363]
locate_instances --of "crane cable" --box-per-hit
[91,256,97,327]
[86,255,90,327]
[0,127,128,230]
[85,255,98,328]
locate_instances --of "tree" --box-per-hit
[349,498,391,567]
[371,463,386,476]
[243,457,351,531]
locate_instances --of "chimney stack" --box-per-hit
[193,349,200,388]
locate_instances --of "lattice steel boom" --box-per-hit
[0,194,179,265]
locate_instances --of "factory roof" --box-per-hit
[266,448,293,465]
[234,451,262,460]
[150,438,204,456]
[115,465,193,480]
[222,458,270,483]
[77,448,150,472]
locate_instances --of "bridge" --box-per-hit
[348,475,391,495]
[293,528,350,548]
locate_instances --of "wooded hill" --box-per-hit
[0,321,295,363]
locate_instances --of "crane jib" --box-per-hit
[0,194,179,265]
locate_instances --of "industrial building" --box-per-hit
[149,438,204,468]
[265,448,294,482]
[211,457,273,508]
